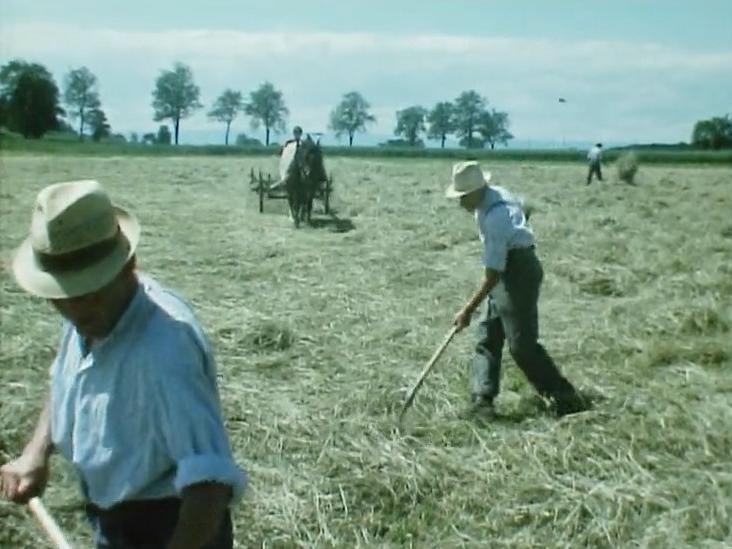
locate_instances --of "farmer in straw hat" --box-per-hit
[446,161,586,416]
[0,180,246,548]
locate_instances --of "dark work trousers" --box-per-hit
[85,498,233,549]
[471,247,578,402]
[587,161,602,184]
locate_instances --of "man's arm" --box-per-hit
[167,482,231,549]
[454,268,501,331]
[0,393,53,503]
[155,331,247,548]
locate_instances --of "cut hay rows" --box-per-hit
[1,155,730,548]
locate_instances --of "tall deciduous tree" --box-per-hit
[478,109,513,149]
[329,91,375,147]
[208,89,244,145]
[151,62,202,145]
[427,102,454,149]
[63,67,100,141]
[244,82,287,146]
[394,105,427,147]
[88,108,110,142]
[692,115,732,149]
[453,90,485,149]
[0,60,62,138]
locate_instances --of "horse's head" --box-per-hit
[297,135,327,184]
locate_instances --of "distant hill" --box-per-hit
[609,142,730,151]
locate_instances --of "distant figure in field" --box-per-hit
[445,161,586,417]
[586,143,603,185]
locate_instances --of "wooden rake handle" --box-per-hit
[399,325,459,421]
[28,497,74,549]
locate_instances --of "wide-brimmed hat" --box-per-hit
[445,161,491,198]
[12,180,140,299]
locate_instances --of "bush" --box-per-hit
[156,125,171,145]
[616,151,639,184]
[235,133,263,147]
[378,138,425,148]
[691,115,732,149]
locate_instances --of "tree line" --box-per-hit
[2,59,730,150]
[394,91,513,149]
[0,59,513,148]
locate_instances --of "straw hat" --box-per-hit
[445,161,491,198]
[12,180,140,299]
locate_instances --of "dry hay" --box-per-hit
[1,155,730,548]
[616,151,640,185]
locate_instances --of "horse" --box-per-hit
[278,135,327,227]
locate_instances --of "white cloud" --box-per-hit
[5,24,731,69]
[2,23,730,143]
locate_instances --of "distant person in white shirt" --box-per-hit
[445,161,586,417]
[1,180,246,548]
[587,143,603,185]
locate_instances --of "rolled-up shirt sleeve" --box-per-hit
[154,327,247,502]
[483,234,508,271]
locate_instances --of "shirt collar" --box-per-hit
[477,187,498,214]
[84,282,149,354]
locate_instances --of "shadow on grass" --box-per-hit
[489,396,548,425]
[466,389,606,426]
[308,212,356,233]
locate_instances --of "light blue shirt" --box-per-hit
[50,274,247,509]
[474,185,535,272]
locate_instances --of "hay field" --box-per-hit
[1,154,730,548]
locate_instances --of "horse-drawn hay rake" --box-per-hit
[248,168,333,215]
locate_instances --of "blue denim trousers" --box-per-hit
[85,497,233,549]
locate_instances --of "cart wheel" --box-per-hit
[259,175,265,213]
[324,174,332,214]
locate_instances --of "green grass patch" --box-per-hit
[3,133,731,164]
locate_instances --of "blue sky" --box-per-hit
[1,0,731,146]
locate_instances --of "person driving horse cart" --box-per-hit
[276,133,328,227]
[281,126,303,151]
[252,128,331,225]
